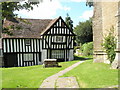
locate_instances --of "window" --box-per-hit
[24,53,33,61]
[51,50,64,59]
[53,36,65,43]
[56,36,63,42]
[25,39,31,46]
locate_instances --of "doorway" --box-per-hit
[4,53,17,67]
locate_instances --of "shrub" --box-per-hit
[102,27,116,64]
[74,46,80,52]
[81,42,93,56]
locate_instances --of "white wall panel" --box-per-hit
[10,39,13,52]
[3,40,6,53]
[69,50,74,61]
[19,39,22,52]
[41,50,47,62]
[7,39,9,52]
[17,39,19,52]
[31,39,34,52]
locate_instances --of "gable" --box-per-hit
[41,16,76,36]
[41,17,75,49]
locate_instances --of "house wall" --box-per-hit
[2,38,75,67]
[3,38,41,53]
[2,38,42,67]
[42,29,74,50]
[42,17,75,61]
[93,2,120,66]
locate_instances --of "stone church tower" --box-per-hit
[93,1,120,69]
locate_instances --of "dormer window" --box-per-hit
[25,39,31,46]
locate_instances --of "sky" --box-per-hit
[14,0,93,27]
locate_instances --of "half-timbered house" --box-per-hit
[2,16,75,67]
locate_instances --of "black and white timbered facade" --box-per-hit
[2,16,75,67]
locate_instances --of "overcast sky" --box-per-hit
[14,0,93,27]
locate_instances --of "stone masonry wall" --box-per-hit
[102,2,118,64]
[112,2,120,69]
[93,2,105,63]
[93,2,120,66]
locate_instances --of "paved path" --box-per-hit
[40,61,84,88]
[56,77,79,88]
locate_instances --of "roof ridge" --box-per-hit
[18,18,53,20]
[40,16,60,35]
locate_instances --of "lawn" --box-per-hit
[2,55,119,88]
[2,60,79,88]
[62,59,118,88]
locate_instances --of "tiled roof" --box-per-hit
[40,17,59,35]
[2,17,59,38]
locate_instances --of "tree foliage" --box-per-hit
[65,13,73,30]
[74,18,93,44]
[1,1,40,35]
[2,1,40,21]
[81,42,93,56]
[102,27,117,64]
[86,0,94,7]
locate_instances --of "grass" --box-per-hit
[2,60,79,88]
[74,55,93,61]
[2,55,119,88]
[62,59,118,88]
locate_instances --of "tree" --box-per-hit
[65,13,73,30]
[86,0,94,7]
[74,18,93,44]
[1,1,40,21]
[1,1,41,35]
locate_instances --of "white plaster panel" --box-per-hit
[69,49,74,61]
[41,50,47,62]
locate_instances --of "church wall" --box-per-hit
[93,2,120,66]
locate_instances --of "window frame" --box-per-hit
[23,53,33,62]
[51,50,64,59]
[52,36,66,43]
[25,39,31,46]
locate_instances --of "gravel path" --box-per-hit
[40,61,84,88]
